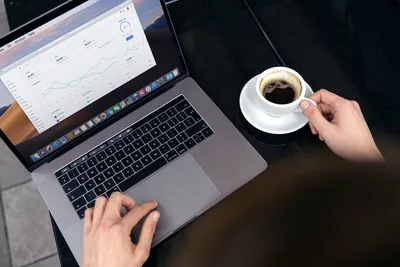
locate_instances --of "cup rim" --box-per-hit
[256,67,306,108]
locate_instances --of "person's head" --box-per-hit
[163,150,400,267]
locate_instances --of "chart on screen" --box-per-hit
[0,2,155,133]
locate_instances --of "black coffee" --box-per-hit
[263,80,296,105]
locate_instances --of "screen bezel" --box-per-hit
[0,0,188,172]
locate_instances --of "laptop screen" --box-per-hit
[0,0,185,167]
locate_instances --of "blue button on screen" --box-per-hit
[126,35,134,41]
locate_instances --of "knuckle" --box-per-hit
[351,100,360,108]
[310,107,320,118]
[137,247,150,260]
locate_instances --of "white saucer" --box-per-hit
[239,75,314,135]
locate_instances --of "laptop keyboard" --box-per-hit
[54,95,214,219]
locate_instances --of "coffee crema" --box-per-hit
[259,71,301,105]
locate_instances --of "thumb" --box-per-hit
[300,100,332,135]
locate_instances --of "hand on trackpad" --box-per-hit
[128,154,222,244]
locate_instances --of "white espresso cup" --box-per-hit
[256,67,316,117]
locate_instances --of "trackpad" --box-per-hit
[127,154,222,242]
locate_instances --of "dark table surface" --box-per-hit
[4,0,400,266]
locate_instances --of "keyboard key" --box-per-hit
[132,161,144,172]
[166,128,178,138]
[176,122,187,132]
[166,107,177,117]
[133,139,144,149]
[165,150,178,162]
[112,162,124,173]
[185,107,202,121]
[195,134,206,143]
[202,127,214,137]
[123,144,135,155]
[159,144,170,154]
[176,112,188,121]
[167,117,179,127]
[77,173,89,184]
[58,175,70,186]
[158,112,169,122]
[84,190,97,202]
[167,138,179,148]
[141,155,152,166]
[149,118,160,128]
[193,132,203,140]
[96,162,108,172]
[94,173,106,184]
[184,117,195,127]
[95,151,107,161]
[87,167,98,178]
[122,166,135,178]
[86,157,98,167]
[67,185,86,202]
[77,162,89,173]
[185,138,196,149]
[87,201,95,208]
[67,168,80,179]
[115,150,126,161]
[72,197,86,210]
[176,133,188,143]
[122,156,134,167]
[113,173,125,184]
[157,133,169,144]
[103,168,115,179]
[77,206,87,219]
[123,134,134,144]
[84,180,96,190]
[149,139,160,150]
[114,140,125,150]
[176,144,187,154]
[142,133,152,143]
[185,120,207,137]
[140,145,151,155]
[105,145,116,156]
[104,179,116,190]
[94,184,106,196]
[131,150,142,161]
[159,122,170,132]
[106,187,120,198]
[119,158,168,192]
[150,149,162,160]
[175,100,190,111]
[132,129,143,139]
[105,155,117,166]
[140,124,152,133]
[63,179,79,193]
[150,128,161,138]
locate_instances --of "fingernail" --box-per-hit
[152,212,160,223]
[300,101,310,110]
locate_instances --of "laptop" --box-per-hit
[0,0,267,264]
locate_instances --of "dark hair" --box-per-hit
[162,149,400,267]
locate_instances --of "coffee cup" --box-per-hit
[255,67,316,117]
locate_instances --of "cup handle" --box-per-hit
[293,98,318,113]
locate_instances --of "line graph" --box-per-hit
[43,56,119,96]
[123,38,145,56]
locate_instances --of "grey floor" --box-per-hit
[0,2,61,266]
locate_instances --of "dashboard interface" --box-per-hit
[0,0,184,165]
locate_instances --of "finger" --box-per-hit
[300,100,334,136]
[309,122,318,135]
[92,196,108,229]
[319,135,324,141]
[310,89,343,105]
[132,211,160,266]
[83,208,93,234]
[103,192,136,222]
[121,201,158,232]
